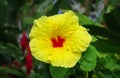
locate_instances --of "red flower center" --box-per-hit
[51,36,65,48]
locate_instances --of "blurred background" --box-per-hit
[0,0,120,78]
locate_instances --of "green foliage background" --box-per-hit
[0,0,120,78]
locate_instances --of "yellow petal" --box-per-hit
[29,16,53,39]
[30,38,52,63]
[48,48,81,68]
[64,25,92,53]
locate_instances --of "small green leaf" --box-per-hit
[79,45,97,71]
[91,35,98,43]
[49,65,70,78]
[105,5,114,13]
[24,17,34,25]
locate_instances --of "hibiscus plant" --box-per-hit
[0,0,120,78]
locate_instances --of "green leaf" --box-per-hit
[0,67,23,76]
[0,43,22,56]
[79,45,97,71]
[29,70,35,78]
[0,43,22,64]
[37,0,54,15]
[48,0,71,15]
[84,25,120,54]
[109,0,120,6]
[96,69,116,78]
[104,55,120,70]
[114,70,120,78]
[49,65,70,78]
[96,71,105,78]
[92,39,120,54]
[104,5,120,38]
[0,26,19,44]
[75,13,100,26]
[83,25,118,40]
[36,75,51,78]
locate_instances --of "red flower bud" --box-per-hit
[20,32,29,52]
[25,45,33,75]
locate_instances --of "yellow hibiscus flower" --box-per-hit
[29,11,92,68]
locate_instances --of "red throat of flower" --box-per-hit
[51,36,65,48]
